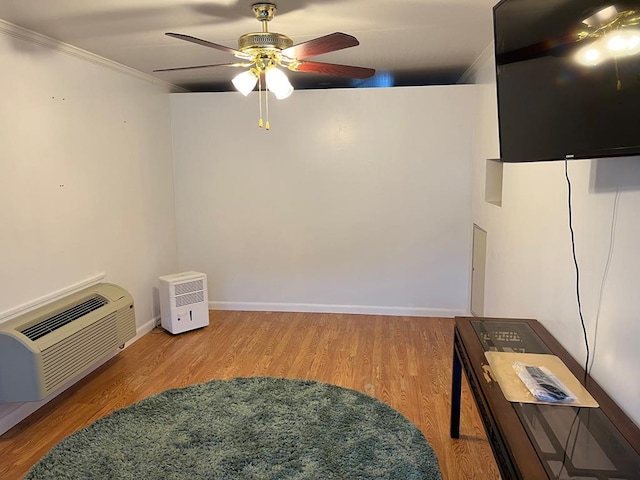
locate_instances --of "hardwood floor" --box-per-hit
[0,311,500,479]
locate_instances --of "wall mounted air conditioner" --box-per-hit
[0,283,136,403]
[159,271,209,334]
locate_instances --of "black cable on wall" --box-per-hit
[564,159,590,383]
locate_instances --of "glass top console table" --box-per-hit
[450,316,640,479]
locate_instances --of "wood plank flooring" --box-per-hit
[0,311,500,479]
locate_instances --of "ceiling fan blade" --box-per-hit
[291,61,375,79]
[154,63,248,73]
[165,32,250,59]
[281,32,359,60]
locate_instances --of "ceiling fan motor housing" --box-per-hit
[238,32,293,52]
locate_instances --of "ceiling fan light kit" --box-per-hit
[155,2,375,130]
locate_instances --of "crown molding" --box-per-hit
[0,18,188,93]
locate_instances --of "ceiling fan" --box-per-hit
[154,2,375,129]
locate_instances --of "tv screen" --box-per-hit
[493,0,640,162]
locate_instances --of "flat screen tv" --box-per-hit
[493,0,640,162]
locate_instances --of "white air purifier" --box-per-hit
[159,271,209,334]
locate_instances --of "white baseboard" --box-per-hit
[0,315,158,436]
[209,301,468,318]
[136,316,160,337]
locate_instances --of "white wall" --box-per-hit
[171,86,476,316]
[470,48,640,426]
[0,22,178,431]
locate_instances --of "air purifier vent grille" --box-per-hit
[176,291,205,307]
[174,280,203,296]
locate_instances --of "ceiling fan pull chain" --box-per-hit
[265,82,270,130]
[258,74,264,128]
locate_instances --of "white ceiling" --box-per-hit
[0,0,497,91]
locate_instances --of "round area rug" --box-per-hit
[26,377,442,479]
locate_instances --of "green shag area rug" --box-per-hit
[26,377,442,480]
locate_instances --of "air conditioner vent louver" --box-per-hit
[42,312,118,392]
[19,295,109,341]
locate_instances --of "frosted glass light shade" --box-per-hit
[232,70,258,96]
[266,68,293,99]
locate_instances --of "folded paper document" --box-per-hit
[484,352,598,407]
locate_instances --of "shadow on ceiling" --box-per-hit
[182,67,470,92]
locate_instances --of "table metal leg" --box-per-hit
[450,342,462,438]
